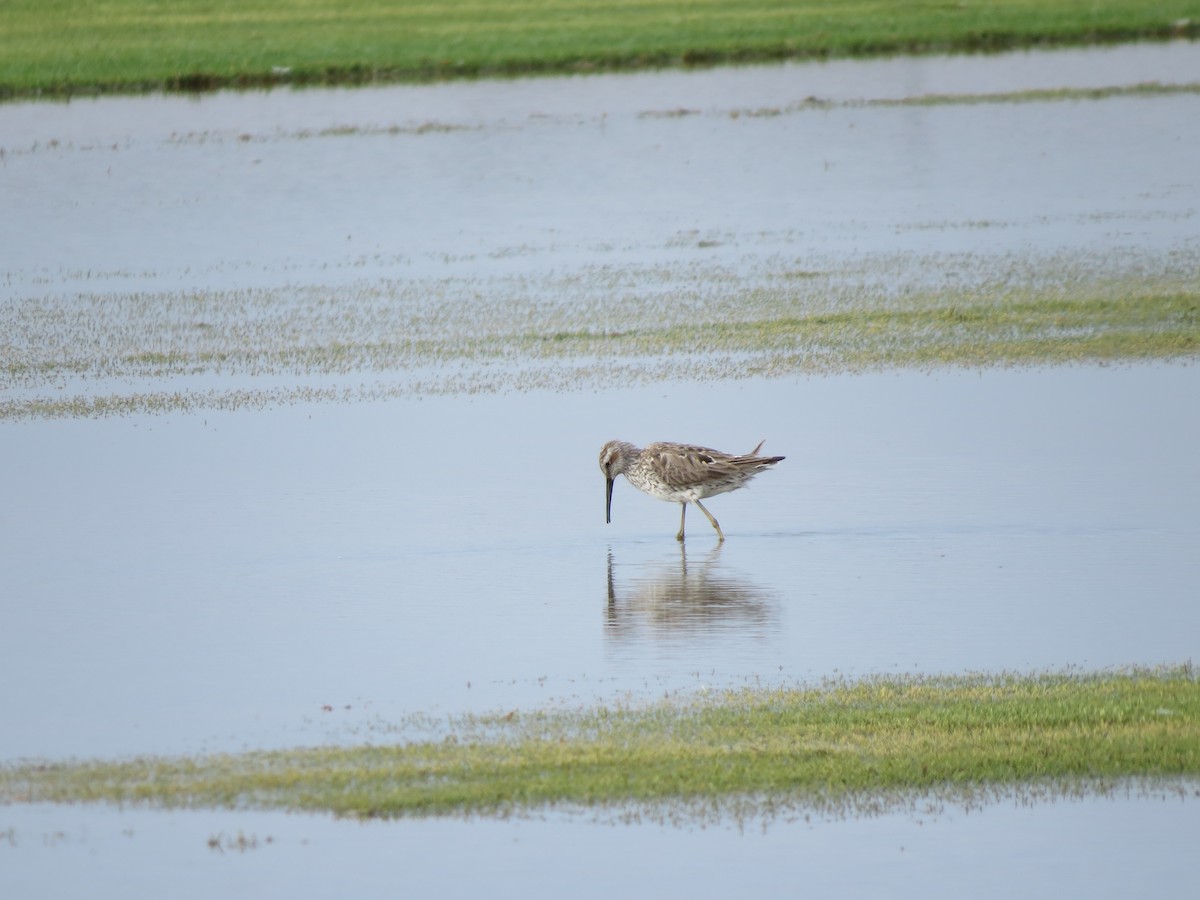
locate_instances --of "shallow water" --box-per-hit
[2,42,1200,899]
[2,364,1197,760]
[2,789,1198,900]
[2,41,1198,304]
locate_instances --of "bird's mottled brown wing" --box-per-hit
[644,442,759,489]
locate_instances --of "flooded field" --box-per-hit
[2,41,1199,899]
[2,42,1199,416]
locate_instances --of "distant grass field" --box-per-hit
[2,0,1198,98]
[2,669,1197,820]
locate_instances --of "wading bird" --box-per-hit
[599,439,784,541]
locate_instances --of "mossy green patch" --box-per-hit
[3,668,1197,821]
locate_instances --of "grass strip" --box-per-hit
[539,289,1200,366]
[2,0,1198,99]
[3,668,1198,820]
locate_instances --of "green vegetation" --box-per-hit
[2,668,1197,820]
[3,254,1197,420]
[865,80,1200,108]
[2,0,1197,99]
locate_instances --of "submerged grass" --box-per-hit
[2,257,1197,420]
[2,668,1197,821]
[2,0,1198,99]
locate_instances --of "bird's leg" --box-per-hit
[676,502,687,541]
[693,499,725,542]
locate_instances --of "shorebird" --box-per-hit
[599,439,784,542]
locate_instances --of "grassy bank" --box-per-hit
[2,669,1197,820]
[2,0,1198,99]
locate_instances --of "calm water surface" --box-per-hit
[3,791,1197,900]
[1,41,1197,302]
[2,365,1197,759]
[2,42,1199,899]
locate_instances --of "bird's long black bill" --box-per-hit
[605,477,614,524]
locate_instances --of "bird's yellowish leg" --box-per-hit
[676,502,687,541]
[694,499,725,542]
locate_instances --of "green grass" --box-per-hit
[2,0,1198,98]
[2,668,1197,820]
[557,289,1200,366]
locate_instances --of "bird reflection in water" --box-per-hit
[604,544,779,639]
